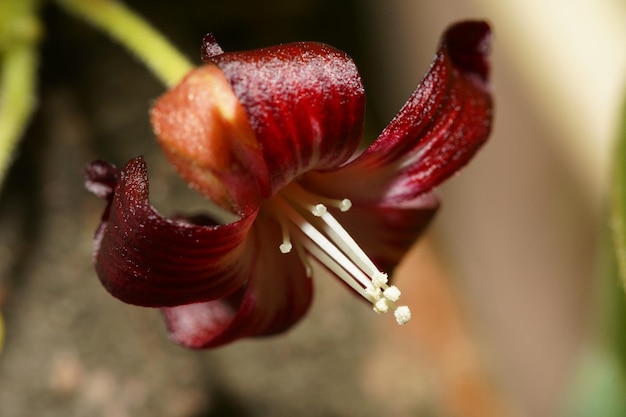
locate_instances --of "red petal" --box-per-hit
[201,33,224,60]
[206,42,366,195]
[327,21,493,204]
[162,215,314,349]
[86,157,257,307]
[151,65,269,214]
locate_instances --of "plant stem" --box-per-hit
[54,0,194,88]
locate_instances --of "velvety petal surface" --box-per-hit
[205,41,366,195]
[307,21,492,205]
[85,157,257,307]
[151,65,269,214]
[162,213,314,349]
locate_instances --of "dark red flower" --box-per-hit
[85,21,493,349]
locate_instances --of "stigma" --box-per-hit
[267,182,411,325]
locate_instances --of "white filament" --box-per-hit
[267,183,411,325]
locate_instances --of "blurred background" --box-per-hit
[1,0,625,416]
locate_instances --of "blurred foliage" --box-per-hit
[567,348,626,417]
[566,240,626,416]
[612,99,626,292]
[0,0,40,188]
[570,95,626,416]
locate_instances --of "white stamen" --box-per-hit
[317,211,382,278]
[279,242,292,253]
[311,204,327,217]
[299,221,373,289]
[276,210,293,253]
[294,228,369,298]
[374,298,389,313]
[274,196,374,290]
[372,272,388,287]
[383,286,401,302]
[338,199,352,211]
[266,183,411,326]
[394,306,411,325]
[365,285,382,302]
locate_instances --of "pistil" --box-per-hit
[269,183,411,325]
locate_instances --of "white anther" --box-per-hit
[383,286,401,302]
[365,286,382,301]
[279,242,293,253]
[338,199,352,211]
[372,272,388,287]
[394,306,411,325]
[274,207,293,255]
[311,204,327,217]
[374,298,389,314]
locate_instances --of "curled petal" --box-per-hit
[85,160,118,199]
[201,33,224,60]
[206,42,366,194]
[85,157,257,307]
[162,215,313,349]
[322,21,492,204]
[151,65,269,214]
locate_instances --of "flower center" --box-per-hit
[267,182,411,325]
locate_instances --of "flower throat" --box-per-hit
[266,182,411,325]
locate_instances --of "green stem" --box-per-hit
[54,0,194,88]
